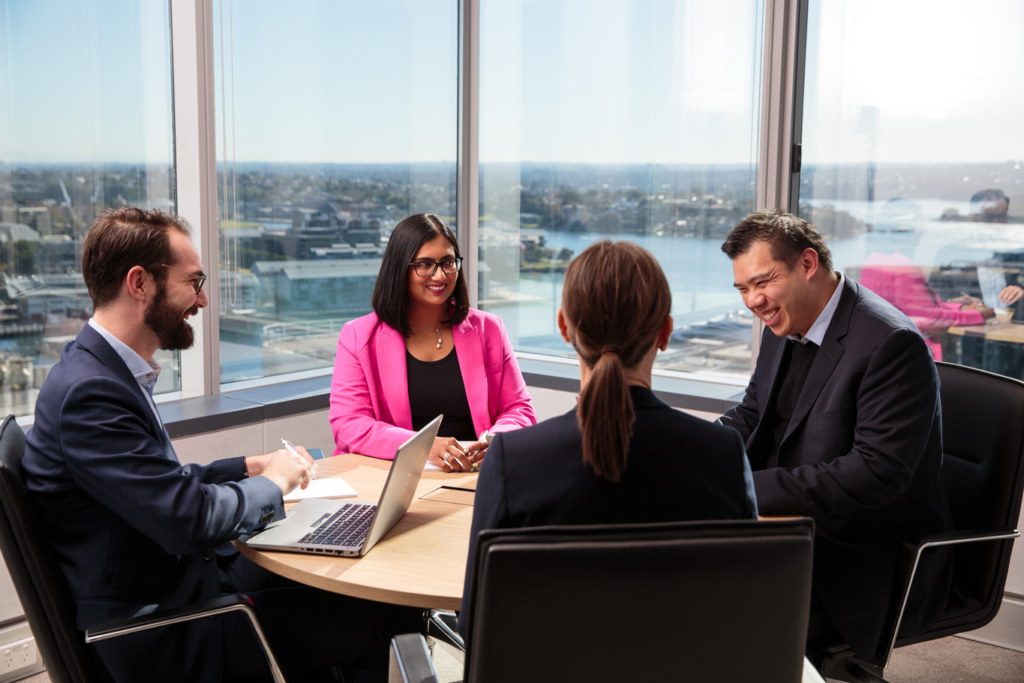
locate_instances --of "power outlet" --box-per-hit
[1,637,37,674]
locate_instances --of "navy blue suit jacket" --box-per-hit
[459,386,757,639]
[22,325,284,682]
[720,277,954,659]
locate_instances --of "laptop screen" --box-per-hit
[360,414,442,553]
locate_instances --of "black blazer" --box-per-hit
[721,277,954,659]
[459,386,757,638]
[22,325,284,682]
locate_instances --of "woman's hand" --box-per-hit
[453,440,489,471]
[428,437,471,473]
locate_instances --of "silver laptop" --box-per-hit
[245,415,442,557]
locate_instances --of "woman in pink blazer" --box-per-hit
[330,214,536,471]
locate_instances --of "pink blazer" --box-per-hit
[329,309,537,458]
[859,253,984,361]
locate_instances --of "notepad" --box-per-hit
[283,477,357,503]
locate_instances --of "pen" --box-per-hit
[281,438,316,479]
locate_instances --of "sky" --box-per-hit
[2,0,1024,166]
[803,0,1024,165]
[0,0,173,164]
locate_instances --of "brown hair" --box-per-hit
[721,208,834,275]
[82,207,192,309]
[561,241,671,482]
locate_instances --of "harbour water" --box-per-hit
[483,218,1024,378]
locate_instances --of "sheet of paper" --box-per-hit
[283,477,357,503]
[978,266,1008,309]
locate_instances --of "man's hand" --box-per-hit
[999,285,1024,305]
[255,446,316,496]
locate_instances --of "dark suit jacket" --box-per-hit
[459,386,758,639]
[22,325,284,682]
[720,277,954,659]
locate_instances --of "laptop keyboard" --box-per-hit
[299,503,376,547]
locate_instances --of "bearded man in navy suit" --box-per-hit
[719,209,954,662]
[22,208,419,683]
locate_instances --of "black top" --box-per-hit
[765,339,819,468]
[459,386,757,638]
[406,347,476,442]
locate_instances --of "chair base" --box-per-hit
[807,645,889,683]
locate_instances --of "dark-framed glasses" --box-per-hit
[158,264,207,294]
[409,257,463,277]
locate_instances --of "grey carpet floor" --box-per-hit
[883,637,1024,683]
[11,635,1024,682]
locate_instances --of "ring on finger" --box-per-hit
[443,453,450,463]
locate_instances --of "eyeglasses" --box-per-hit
[409,257,463,277]
[157,264,207,294]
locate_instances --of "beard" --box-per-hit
[145,283,198,351]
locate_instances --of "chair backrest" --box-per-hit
[935,362,1024,622]
[0,415,102,683]
[463,518,815,683]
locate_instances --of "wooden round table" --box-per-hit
[235,453,479,610]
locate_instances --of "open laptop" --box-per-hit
[245,415,442,557]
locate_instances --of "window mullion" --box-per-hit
[752,0,806,371]
[170,0,220,396]
[457,0,480,309]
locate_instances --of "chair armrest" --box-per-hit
[426,609,465,653]
[882,526,1021,668]
[86,594,253,641]
[917,527,1019,548]
[86,595,287,683]
[389,633,439,683]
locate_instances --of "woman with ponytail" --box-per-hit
[458,240,758,638]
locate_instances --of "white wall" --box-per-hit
[0,559,21,626]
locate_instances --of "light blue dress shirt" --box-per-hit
[787,273,845,346]
[88,318,179,462]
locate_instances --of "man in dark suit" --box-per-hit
[719,209,953,661]
[22,208,419,682]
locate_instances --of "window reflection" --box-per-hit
[478,0,765,381]
[0,0,177,417]
[213,0,458,384]
[799,0,1024,379]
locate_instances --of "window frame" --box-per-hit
[159,0,809,411]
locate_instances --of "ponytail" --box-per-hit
[577,348,633,482]
[562,241,671,483]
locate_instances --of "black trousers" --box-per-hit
[218,552,423,683]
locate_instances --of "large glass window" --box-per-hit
[799,0,1024,379]
[0,0,176,418]
[478,0,764,381]
[213,0,458,385]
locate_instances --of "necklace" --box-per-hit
[410,319,443,349]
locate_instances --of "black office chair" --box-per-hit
[0,414,289,683]
[819,362,1024,682]
[390,518,815,683]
